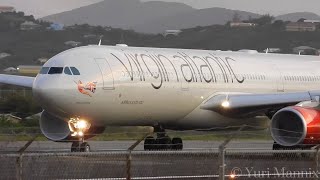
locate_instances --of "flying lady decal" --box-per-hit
[77,81,97,97]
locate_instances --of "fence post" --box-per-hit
[316,147,319,180]
[218,125,246,180]
[126,150,132,180]
[219,146,226,180]
[16,154,23,180]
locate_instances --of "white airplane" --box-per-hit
[1,45,320,152]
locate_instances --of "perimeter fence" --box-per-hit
[1,148,320,180]
[0,127,319,179]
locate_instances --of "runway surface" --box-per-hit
[0,140,317,180]
[0,140,274,153]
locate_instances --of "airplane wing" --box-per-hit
[0,74,34,88]
[201,91,320,118]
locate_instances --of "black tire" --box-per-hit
[162,136,172,150]
[155,136,172,150]
[80,142,90,152]
[71,142,80,152]
[172,137,183,150]
[144,136,155,151]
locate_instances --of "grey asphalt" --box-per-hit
[0,140,274,153]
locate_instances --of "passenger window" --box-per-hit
[48,67,63,74]
[70,67,80,75]
[40,67,50,74]
[64,67,72,75]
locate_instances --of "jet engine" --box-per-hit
[271,106,320,147]
[40,111,105,141]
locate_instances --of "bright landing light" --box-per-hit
[221,100,230,108]
[68,118,91,137]
[76,120,89,130]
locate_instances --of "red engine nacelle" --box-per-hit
[271,106,320,147]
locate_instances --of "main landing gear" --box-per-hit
[144,126,183,151]
[71,141,91,152]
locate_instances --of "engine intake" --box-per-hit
[40,111,105,141]
[271,106,320,147]
[40,111,70,141]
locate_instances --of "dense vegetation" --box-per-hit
[1,12,320,130]
[1,12,320,70]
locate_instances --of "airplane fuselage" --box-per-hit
[33,45,320,130]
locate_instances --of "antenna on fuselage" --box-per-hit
[98,35,103,46]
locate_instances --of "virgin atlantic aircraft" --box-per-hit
[1,45,320,152]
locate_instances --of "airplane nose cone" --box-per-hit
[33,76,65,113]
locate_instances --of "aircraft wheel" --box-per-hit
[144,136,155,151]
[71,142,80,152]
[162,136,172,150]
[80,142,90,152]
[172,137,183,150]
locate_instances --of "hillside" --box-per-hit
[41,0,195,31]
[2,13,320,71]
[133,7,260,33]
[42,0,261,33]
[276,12,320,22]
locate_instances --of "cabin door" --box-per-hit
[94,58,115,90]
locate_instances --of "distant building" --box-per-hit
[293,46,318,55]
[0,6,15,13]
[20,21,41,30]
[104,27,112,31]
[286,22,316,32]
[83,34,98,39]
[1,114,22,124]
[3,67,17,73]
[263,48,281,53]
[0,52,11,59]
[65,41,82,47]
[48,23,64,31]
[37,58,48,65]
[17,65,42,75]
[163,30,182,37]
[230,22,256,28]
[304,20,320,23]
[238,49,259,54]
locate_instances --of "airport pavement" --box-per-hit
[0,140,274,153]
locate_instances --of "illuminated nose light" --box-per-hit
[221,100,230,108]
[68,118,91,137]
[76,120,89,130]
[230,174,236,179]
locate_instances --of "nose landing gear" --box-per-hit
[68,118,91,152]
[71,141,91,152]
[144,126,183,151]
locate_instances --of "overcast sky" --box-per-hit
[0,0,320,18]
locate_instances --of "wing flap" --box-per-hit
[0,74,34,88]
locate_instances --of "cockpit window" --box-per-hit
[70,67,80,75]
[39,67,50,74]
[64,67,72,75]
[48,67,63,74]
